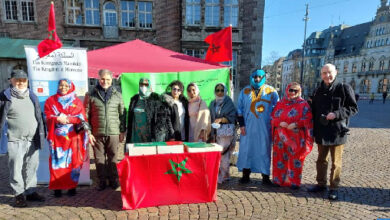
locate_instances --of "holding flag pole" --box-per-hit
[204,26,232,63]
[37,1,63,58]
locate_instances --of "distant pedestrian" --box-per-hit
[369,93,375,104]
[308,64,358,201]
[354,93,360,102]
[0,70,46,207]
[383,91,387,104]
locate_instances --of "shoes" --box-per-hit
[26,192,45,202]
[262,174,273,186]
[67,188,76,197]
[239,169,251,184]
[54,190,62,198]
[109,180,119,190]
[328,190,338,200]
[13,194,27,208]
[308,185,327,193]
[290,185,300,190]
[96,181,107,191]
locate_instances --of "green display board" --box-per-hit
[120,68,230,110]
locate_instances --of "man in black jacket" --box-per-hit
[308,64,358,200]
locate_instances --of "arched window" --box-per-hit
[361,62,366,72]
[380,60,385,70]
[360,79,371,94]
[104,2,117,26]
[378,78,389,93]
[352,63,357,73]
[369,61,374,71]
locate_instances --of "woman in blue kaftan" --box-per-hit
[237,69,279,184]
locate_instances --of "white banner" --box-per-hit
[25,46,91,185]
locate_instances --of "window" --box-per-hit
[224,0,238,27]
[67,0,83,24]
[352,63,357,73]
[361,62,366,72]
[378,79,389,93]
[4,0,35,22]
[138,1,152,28]
[104,2,117,26]
[222,50,238,88]
[85,0,100,25]
[343,63,348,73]
[369,61,374,71]
[380,60,385,70]
[185,49,205,59]
[360,79,371,94]
[121,1,135,27]
[186,0,200,25]
[205,0,220,26]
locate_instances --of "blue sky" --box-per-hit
[262,0,379,65]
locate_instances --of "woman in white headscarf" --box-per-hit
[186,82,211,142]
[209,83,237,183]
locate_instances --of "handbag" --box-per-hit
[74,120,91,133]
[216,124,235,137]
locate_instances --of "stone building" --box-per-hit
[281,49,301,96]
[0,0,265,92]
[262,56,284,94]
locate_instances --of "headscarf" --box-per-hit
[56,79,76,110]
[250,69,266,89]
[283,82,303,103]
[139,78,151,98]
[187,82,200,103]
[214,83,227,105]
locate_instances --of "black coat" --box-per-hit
[0,87,46,149]
[161,93,189,141]
[126,93,174,143]
[311,81,358,146]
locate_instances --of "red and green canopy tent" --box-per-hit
[87,39,231,107]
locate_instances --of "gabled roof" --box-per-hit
[87,39,227,78]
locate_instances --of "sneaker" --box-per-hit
[54,190,62,198]
[26,192,45,202]
[13,194,27,208]
[109,180,119,190]
[308,185,327,192]
[67,188,76,197]
[328,190,338,200]
[96,181,106,191]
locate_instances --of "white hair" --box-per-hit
[322,63,337,73]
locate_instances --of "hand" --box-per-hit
[279,122,288,128]
[326,112,336,120]
[57,114,68,124]
[89,134,96,146]
[214,118,223,124]
[168,138,175,141]
[240,126,246,136]
[119,132,125,143]
[287,123,297,130]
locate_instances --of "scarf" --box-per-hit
[97,84,113,103]
[10,86,29,99]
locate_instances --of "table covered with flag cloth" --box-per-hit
[117,151,221,210]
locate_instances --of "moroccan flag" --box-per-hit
[37,2,63,58]
[204,26,232,62]
[117,152,221,210]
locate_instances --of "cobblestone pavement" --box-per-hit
[0,101,389,219]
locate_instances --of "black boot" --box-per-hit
[54,190,62,198]
[262,174,273,186]
[239,168,251,184]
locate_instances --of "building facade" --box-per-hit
[281,49,301,96]
[0,0,265,92]
[262,56,284,94]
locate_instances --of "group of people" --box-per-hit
[0,63,357,208]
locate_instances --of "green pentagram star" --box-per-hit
[165,157,192,182]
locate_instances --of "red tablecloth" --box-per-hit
[117,152,221,210]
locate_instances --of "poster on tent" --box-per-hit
[24,46,91,185]
[120,68,230,109]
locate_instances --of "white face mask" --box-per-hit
[140,86,148,94]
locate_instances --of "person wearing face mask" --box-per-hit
[44,79,89,198]
[308,64,358,201]
[271,82,313,190]
[0,70,46,207]
[84,69,126,191]
[237,69,279,185]
[186,82,211,142]
[209,83,237,184]
[126,78,173,143]
[161,80,189,141]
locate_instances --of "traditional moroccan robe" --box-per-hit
[237,85,279,174]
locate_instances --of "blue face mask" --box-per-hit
[250,70,266,89]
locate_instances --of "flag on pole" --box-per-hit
[37,2,63,58]
[204,26,232,62]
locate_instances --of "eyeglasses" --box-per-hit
[172,88,182,92]
[215,89,224,93]
[288,89,299,93]
[140,83,149,87]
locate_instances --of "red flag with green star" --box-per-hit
[204,26,232,62]
[37,2,63,58]
[117,152,221,210]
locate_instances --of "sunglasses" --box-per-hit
[140,83,149,87]
[172,88,182,92]
[288,89,299,93]
[215,89,224,93]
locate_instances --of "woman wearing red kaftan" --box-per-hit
[271,82,313,189]
[44,79,89,197]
